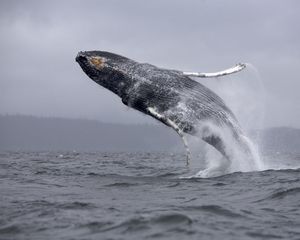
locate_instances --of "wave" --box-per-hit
[84,213,193,234]
[152,213,192,225]
[181,205,243,218]
[104,182,138,187]
[268,187,300,200]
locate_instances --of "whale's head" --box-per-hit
[76,51,134,97]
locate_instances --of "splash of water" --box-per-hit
[183,63,266,178]
[194,122,263,178]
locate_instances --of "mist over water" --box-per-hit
[198,63,265,131]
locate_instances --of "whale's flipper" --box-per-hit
[182,63,246,78]
[147,107,191,165]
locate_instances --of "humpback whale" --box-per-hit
[76,51,255,167]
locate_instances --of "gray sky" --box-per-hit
[0,0,299,128]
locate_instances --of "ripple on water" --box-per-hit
[104,182,138,187]
[152,213,193,225]
[256,187,300,202]
[87,213,193,235]
[269,187,300,200]
[181,205,243,218]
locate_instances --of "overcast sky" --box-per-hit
[0,0,299,128]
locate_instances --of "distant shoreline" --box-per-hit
[1,115,300,153]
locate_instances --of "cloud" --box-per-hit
[0,0,299,127]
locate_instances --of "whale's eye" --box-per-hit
[89,57,104,69]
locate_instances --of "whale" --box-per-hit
[76,51,254,166]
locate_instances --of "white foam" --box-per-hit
[193,121,263,177]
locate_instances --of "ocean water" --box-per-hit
[0,151,299,240]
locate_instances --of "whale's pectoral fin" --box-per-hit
[182,63,246,78]
[147,107,191,165]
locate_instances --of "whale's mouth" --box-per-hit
[76,52,100,81]
[76,52,87,63]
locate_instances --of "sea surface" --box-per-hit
[0,151,299,240]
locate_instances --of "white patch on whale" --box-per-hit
[147,107,191,165]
